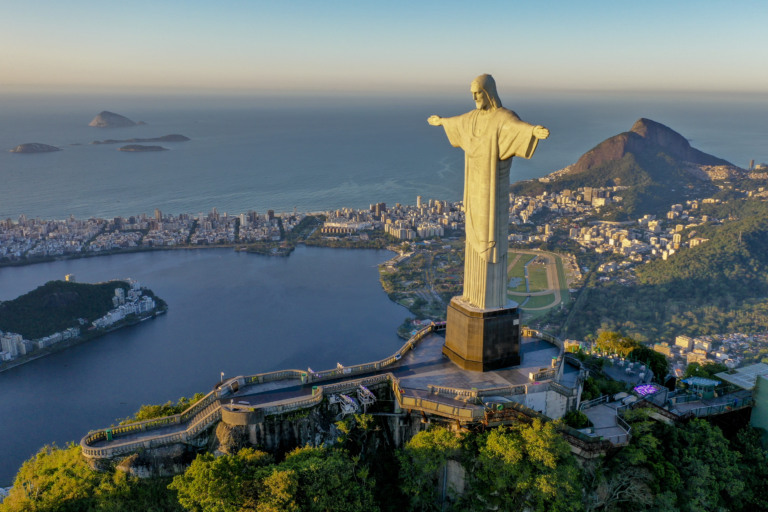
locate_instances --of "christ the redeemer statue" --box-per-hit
[428,74,549,310]
[428,74,549,371]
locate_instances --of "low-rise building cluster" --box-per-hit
[322,198,461,241]
[0,209,307,261]
[92,281,157,328]
[652,332,768,375]
[567,329,768,377]
[190,209,237,245]
[0,215,104,260]
[0,326,82,361]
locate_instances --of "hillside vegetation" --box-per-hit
[560,200,768,340]
[0,280,129,339]
[2,413,767,512]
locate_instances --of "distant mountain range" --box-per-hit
[513,118,745,218]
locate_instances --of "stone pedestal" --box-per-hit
[443,297,520,372]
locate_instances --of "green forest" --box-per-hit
[0,280,130,339]
[2,411,766,512]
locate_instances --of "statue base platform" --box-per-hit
[443,297,521,372]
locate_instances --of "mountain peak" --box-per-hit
[571,118,732,175]
[630,118,694,154]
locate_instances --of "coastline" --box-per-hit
[0,244,256,270]
[0,242,410,374]
[0,236,396,270]
[0,308,167,375]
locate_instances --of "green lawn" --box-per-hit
[508,292,556,310]
[507,252,535,293]
[507,253,535,279]
[553,254,569,297]
[523,293,556,309]
[527,265,549,292]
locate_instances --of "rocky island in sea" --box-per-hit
[88,111,144,128]
[92,134,190,144]
[8,143,61,153]
[118,144,168,152]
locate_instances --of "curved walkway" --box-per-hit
[81,325,578,460]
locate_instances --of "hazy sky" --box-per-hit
[2,0,766,95]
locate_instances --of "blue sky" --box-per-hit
[2,0,766,95]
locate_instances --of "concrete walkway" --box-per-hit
[582,402,629,444]
[231,334,560,409]
[85,332,577,455]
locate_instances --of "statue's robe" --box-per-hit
[441,108,539,309]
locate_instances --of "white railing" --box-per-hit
[579,394,610,411]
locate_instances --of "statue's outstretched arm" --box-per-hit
[427,115,443,126]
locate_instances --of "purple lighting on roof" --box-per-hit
[634,384,660,396]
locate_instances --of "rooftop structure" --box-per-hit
[715,363,768,390]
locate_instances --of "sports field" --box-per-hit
[506,249,569,317]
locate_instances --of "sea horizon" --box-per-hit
[2,90,766,221]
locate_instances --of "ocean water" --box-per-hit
[1,91,766,220]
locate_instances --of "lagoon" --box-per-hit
[0,246,406,485]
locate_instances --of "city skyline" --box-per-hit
[2,0,767,95]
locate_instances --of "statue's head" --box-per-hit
[471,74,502,111]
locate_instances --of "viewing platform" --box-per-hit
[81,324,583,460]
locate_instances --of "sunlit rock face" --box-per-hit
[571,118,733,175]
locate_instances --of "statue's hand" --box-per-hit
[427,115,443,126]
[533,126,550,140]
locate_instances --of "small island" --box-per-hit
[8,143,61,154]
[0,279,166,372]
[118,145,168,152]
[92,134,190,145]
[88,111,142,128]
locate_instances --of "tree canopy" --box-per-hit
[0,443,182,512]
[4,409,768,512]
[0,280,130,339]
[167,446,378,512]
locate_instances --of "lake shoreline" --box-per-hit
[0,309,167,375]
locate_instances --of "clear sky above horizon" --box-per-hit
[2,0,766,96]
